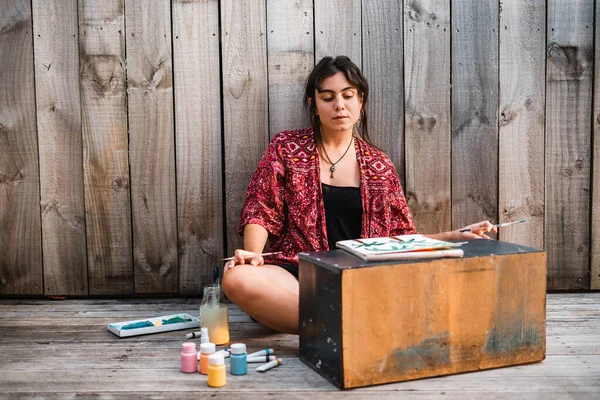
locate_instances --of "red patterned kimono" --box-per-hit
[239,127,417,267]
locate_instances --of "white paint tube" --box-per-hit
[247,355,277,363]
[256,358,281,372]
[247,348,274,358]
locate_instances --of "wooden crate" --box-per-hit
[299,240,546,389]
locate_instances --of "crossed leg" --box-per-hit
[221,264,299,334]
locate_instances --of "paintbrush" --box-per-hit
[213,264,220,286]
[221,251,283,261]
[459,219,526,233]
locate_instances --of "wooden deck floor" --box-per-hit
[0,293,598,399]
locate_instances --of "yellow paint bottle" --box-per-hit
[207,352,226,388]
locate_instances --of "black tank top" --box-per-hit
[322,183,363,250]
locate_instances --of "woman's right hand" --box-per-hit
[223,249,264,273]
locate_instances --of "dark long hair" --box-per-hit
[304,56,374,146]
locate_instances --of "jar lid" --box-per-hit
[208,352,224,365]
[230,343,246,354]
[181,342,196,354]
[200,343,216,354]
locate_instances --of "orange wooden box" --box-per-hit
[299,240,546,389]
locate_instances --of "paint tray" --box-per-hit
[108,313,200,338]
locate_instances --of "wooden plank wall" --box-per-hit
[314,0,362,63]
[404,0,452,234]
[546,0,594,290]
[594,0,600,291]
[172,0,223,294]
[266,0,313,137]
[451,0,499,234]
[498,0,545,251]
[32,0,88,295]
[0,1,42,294]
[79,1,133,295]
[362,0,405,186]
[126,0,178,294]
[1,0,599,295]
[222,0,268,256]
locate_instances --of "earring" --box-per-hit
[356,111,364,124]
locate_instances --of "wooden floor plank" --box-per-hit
[0,294,598,397]
[0,370,598,393]
[3,393,600,400]
[2,354,597,374]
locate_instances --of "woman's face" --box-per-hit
[314,72,363,136]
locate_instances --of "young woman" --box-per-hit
[222,56,496,334]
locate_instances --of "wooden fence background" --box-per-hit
[1,0,598,296]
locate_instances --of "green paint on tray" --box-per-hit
[161,316,192,325]
[121,321,155,330]
[121,316,192,330]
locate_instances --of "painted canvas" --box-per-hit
[336,234,465,261]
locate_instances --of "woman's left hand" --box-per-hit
[223,249,265,274]
[456,220,497,240]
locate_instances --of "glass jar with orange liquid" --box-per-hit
[199,284,229,345]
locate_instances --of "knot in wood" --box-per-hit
[499,108,517,126]
[524,98,534,109]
